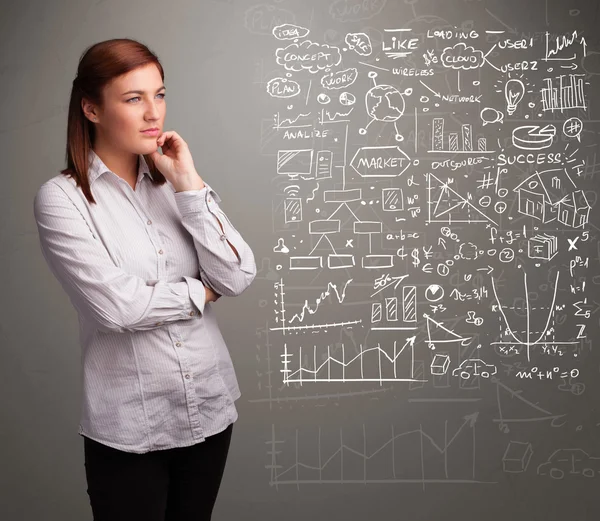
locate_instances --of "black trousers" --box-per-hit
[83,423,233,521]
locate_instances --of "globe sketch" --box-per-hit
[365,84,406,122]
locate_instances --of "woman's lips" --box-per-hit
[141,129,160,136]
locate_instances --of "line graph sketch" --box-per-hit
[266,415,496,488]
[490,270,578,361]
[281,337,421,384]
[271,278,362,335]
[492,377,567,433]
[259,9,597,502]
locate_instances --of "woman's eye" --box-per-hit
[126,93,166,103]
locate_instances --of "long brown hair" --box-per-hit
[62,38,167,204]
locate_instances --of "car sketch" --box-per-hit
[537,449,600,479]
[451,358,498,379]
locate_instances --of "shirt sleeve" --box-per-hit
[33,181,207,334]
[173,182,256,297]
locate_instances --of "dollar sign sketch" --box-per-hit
[411,248,420,268]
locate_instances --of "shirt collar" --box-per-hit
[88,148,153,186]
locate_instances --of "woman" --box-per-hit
[33,38,256,520]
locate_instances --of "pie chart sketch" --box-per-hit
[425,284,444,302]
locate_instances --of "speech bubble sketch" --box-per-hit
[272,24,310,40]
[480,107,504,126]
[321,67,358,90]
[329,0,387,22]
[582,50,600,75]
[244,4,295,35]
[276,40,342,73]
[441,42,485,70]
[345,32,372,55]
[266,77,301,98]
[563,117,583,142]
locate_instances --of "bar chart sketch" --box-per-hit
[429,117,494,154]
[541,74,587,112]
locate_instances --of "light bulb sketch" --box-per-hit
[504,79,525,116]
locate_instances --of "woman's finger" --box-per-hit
[158,131,187,153]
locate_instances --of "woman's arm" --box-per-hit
[34,181,208,334]
[173,183,257,297]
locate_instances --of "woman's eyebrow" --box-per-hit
[121,86,166,95]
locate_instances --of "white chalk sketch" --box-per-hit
[452,358,498,379]
[321,67,358,90]
[339,91,356,105]
[259,16,596,486]
[381,187,404,211]
[270,279,362,334]
[382,29,419,59]
[537,449,600,479]
[350,146,411,178]
[425,284,444,302]
[504,78,525,115]
[276,40,342,74]
[424,313,472,350]
[266,415,494,487]
[244,4,295,35]
[527,234,558,260]
[267,77,301,98]
[281,337,419,383]
[543,30,587,62]
[441,43,486,70]
[360,71,411,140]
[430,116,493,153]
[277,149,313,178]
[541,74,587,112]
[431,353,451,375]
[563,117,583,141]
[502,441,533,473]
[272,23,310,41]
[427,173,499,225]
[345,32,372,56]
[492,378,566,433]
[491,271,580,363]
[512,125,556,150]
[329,0,388,23]
[513,168,590,227]
[480,107,504,125]
[273,238,290,253]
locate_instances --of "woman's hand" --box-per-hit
[204,285,221,305]
[149,130,205,192]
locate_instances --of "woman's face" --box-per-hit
[83,63,166,155]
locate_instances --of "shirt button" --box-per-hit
[175,342,181,347]
[147,219,152,225]
[158,249,163,254]
[189,310,196,316]
[185,374,190,379]
[220,234,227,241]
[155,321,163,326]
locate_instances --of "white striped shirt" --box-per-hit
[33,149,256,454]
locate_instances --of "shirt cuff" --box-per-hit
[174,182,222,217]
[183,275,207,316]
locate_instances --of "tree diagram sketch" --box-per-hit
[252,0,600,498]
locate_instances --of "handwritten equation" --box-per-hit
[249,0,600,488]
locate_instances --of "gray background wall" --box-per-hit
[2,0,600,519]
